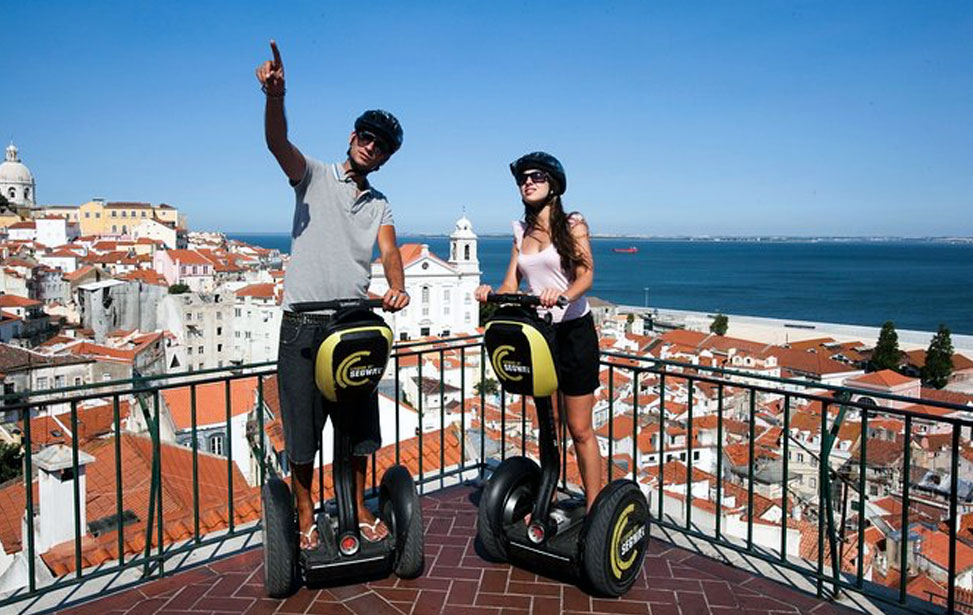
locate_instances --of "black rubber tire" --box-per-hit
[261,476,298,598]
[581,479,650,597]
[379,466,425,578]
[477,456,541,561]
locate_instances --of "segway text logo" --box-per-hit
[491,345,529,382]
[610,504,645,580]
[336,351,382,388]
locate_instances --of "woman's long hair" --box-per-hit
[523,196,590,279]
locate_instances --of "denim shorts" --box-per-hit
[277,316,382,465]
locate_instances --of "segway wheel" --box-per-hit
[477,456,541,561]
[379,465,425,578]
[581,480,650,597]
[261,476,298,597]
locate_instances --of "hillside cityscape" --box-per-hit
[0,142,972,611]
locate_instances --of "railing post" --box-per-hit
[716,383,724,542]
[607,365,614,482]
[658,371,666,521]
[191,383,200,542]
[70,400,82,579]
[225,380,234,533]
[948,426,960,615]
[780,394,789,561]
[113,395,125,564]
[257,375,265,487]
[899,415,913,605]
[856,407,868,589]
[460,346,466,471]
[23,400,36,592]
[747,390,755,551]
[686,377,693,530]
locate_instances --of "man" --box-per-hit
[256,40,409,548]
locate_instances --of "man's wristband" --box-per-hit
[261,84,286,98]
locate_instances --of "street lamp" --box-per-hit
[643,287,649,308]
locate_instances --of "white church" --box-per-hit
[369,216,481,340]
[1,143,36,207]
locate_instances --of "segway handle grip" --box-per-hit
[289,298,385,313]
[486,293,569,308]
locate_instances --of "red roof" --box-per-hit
[161,377,259,430]
[0,294,41,308]
[847,369,917,389]
[235,283,275,299]
[165,249,213,267]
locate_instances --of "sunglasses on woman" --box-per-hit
[356,130,390,155]
[516,171,549,186]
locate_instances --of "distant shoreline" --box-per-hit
[224,231,973,244]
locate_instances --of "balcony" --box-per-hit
[0,335,970,615]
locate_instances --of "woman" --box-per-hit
[475,151,603,511]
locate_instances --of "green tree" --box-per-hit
[871,321,901,371]
[710,313,729,336]
[922,324,954,389]
[625,313,635,333]
[0,193,9,211]
[474,378,499,396]
[168,283,190,294]
[0,442,23,483]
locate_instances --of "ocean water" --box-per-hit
[228,233,973,335]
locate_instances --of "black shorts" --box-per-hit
[554,312,600,396]
[277,316,382,466]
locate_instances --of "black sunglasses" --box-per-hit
[356,130,390,154]
[516,171,549,186]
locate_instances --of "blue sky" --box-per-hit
[4,2,971,236]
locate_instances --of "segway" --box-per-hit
[262,298,424,597]
[477,293,650,597]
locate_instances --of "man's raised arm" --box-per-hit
[256,40,306,183]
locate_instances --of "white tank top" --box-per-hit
[513,216,590,324]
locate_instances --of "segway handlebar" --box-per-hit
[486,293,569,308]
[289,298,385,313]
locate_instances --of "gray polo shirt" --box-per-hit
[283,157,394,310]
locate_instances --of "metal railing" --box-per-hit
[599,350,973,615]
[1,337,970,615]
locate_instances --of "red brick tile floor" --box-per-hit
[57,485,863,615]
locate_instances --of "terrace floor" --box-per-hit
[53,485,888,615]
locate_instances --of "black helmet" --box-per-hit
[510,151,566,195]
[354,109,403,154]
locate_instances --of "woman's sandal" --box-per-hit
[359,518,390,543]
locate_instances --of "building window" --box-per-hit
[444,289,451,303]
[141,211,147,217]
[37,377,48,389]
[121,211,127,218]
[210,434,224,456]
[465,312,471,323]
[111,211,117,218]
[235,308,241,317]
[196,312,202,320]
[420,327,430,336]
[188,347,193,355]
[245,331,251,339]
[54,375,64,388]
[465,293,471,305]
[217,343,222,352]
[102,373,111,382]
[217,327,222,336]
[198,362,204,370]
[96,213,101,219]
[422,286,430,304]
[186,312,192,320]
[198,346,204,354]
[216,312,222,320]
[85,212,90,218]
[74,377,82,386]
[235,331,241,338]
[7,188,14,199]
[112,225,117,233]
[192,265,198,275]
[464,245,470,260]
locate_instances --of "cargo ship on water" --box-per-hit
[612,246,639,253]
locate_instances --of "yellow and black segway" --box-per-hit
[262,298,423,597]
[477,293,649,597]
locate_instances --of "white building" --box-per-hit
[231,283,279,366]
[157,292,235,372]
[369,216,480,340]
[0,143,36,207]
[35,216,80,247]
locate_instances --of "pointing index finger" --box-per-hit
[270,40,282,68]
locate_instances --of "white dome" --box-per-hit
[0,143,36,206]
